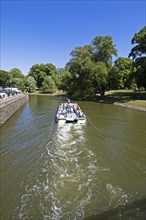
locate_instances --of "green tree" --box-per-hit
[129,26,146,59]
[9,68,26,90]
[0,70,10,88]
[26,76,37,92]
[108,57,135,89]
[108,66,119,90]
[91,35,118,67]
[66,45,95,99]
[10,68,25,79]
[134,57,146,89]
[28,63,59,89]
[64,35,117,99]
[57,68,67,90]
[59,71,72,92]
[12,78,26,91]
[129,26,146,90]
[92,62,108,98]
[40,76,57,93]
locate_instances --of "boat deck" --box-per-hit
[56,102,86,124]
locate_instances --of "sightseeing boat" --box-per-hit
[56,101,86,124]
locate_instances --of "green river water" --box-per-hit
[0,95,146,220]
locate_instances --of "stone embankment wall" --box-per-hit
[0,93,29,126]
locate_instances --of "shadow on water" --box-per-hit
[84,198,146,220]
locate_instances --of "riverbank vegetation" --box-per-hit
[0,26,146,108]
[102,90,146,108]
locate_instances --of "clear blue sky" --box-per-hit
[1,0,145,75]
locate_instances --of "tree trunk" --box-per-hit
[99,90,105,100]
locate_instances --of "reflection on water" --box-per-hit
[0,96,146,219]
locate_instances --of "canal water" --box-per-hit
[0,95,146,220]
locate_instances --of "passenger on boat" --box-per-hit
[75,110,85,118]
[70,107,74,112]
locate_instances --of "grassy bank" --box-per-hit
[103,90,146,108]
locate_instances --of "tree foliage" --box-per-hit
[0,68,27,90]
[108,57,135,89]
[91,35,118,67]
[12,78,26,91]
[92,62,108,97]
[9,68,26,90]
[133,57,146,89]
[40,76,57,93]
[129,26,146,90]
[61,35,117,99]
[0,70,11,87]
[10,68,25,79]
[26,76,37,92]
[28,63,60,89]
[1,27,145,97]
[129,26,146,59]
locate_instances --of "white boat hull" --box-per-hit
[56,102,86,124]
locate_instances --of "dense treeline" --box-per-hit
[0,26,146,99]
[0,68,26,91]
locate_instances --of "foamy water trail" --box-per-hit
[12,123,131,219]
[106,183,129,208]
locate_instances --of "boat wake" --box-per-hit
[12,123,131,220]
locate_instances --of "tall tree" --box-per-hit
[10,68,25,79]
[28,63,59,88]
[59,71,73,93]
[92,62,108,98]
[0,70,10,88]
[108,57,135,89]
[9,68,26,89]
[66,45,96,99]
[12,78,26,91]
[129,26,146,59]
[26,76,37,92]
[64,35,117,99]
[40,76,57,93]
[129,26,146,90]
[91,35,118,67]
